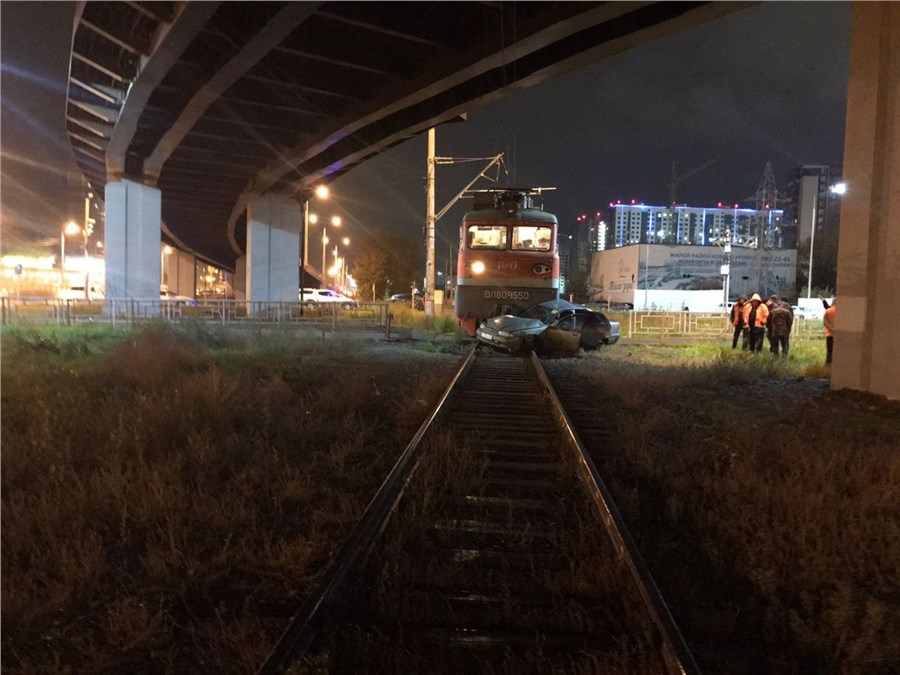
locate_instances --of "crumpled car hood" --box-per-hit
[483,314,548,333]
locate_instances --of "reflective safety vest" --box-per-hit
[824,305,836,337]
[731,302,745,326]
[743,301,769,328]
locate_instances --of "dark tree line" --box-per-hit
[353,231,423,301]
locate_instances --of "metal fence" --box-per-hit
[2,298,825,343]
[615,310,823,340]
[0,297,392,332]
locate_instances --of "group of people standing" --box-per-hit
[730,294,836,361]
[730,293,795,356]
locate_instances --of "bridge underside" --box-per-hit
[66,1,747,268]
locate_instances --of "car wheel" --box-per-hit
[521,334,536,353]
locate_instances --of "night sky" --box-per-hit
[1,2,851,271]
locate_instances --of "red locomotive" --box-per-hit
[455,188,560,336]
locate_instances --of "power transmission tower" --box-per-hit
[747,161,784,249]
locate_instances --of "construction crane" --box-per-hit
[666,158,718,205]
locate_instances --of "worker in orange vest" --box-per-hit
[822,296,836,364]
[742,293,769,353]
[730,296,747,349]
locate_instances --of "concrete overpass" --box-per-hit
[65,2,899,399]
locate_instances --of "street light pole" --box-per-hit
[302,185,330,301]
[340,237,350,291]
[82,192,95,298]
[806,197,818,301]
[301,199,309,304]
[60,221,80,294]
[643,223,651,310]
[321,215,341,287]
[60,230,66,291]
[807,181,846,301]
[322,229,328,286]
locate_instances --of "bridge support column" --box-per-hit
[105,179,161,300]
[834,2,900,400]
[246,194,301,303]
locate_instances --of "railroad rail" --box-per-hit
[258,348,699,674]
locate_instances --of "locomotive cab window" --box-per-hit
[512,225,552,251]
[467,225,507,250]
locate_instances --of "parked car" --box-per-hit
[476,299,620,354]
[791,305,824,320]
[300,288,357,308]
[389,293,424,310]
[59,284,104,301]
[160,289,195,305]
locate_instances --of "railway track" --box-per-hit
[259,349,697,674]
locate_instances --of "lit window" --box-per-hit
[467,225,508,250]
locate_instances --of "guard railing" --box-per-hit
[0,297,390,331]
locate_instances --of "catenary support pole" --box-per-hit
[425,128,436,316]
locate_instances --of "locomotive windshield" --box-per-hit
[512,225,552,251]
[467,225,507,250]
[467,224,553,251]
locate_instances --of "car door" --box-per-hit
[537,310,581,353]
[578,311,609,349]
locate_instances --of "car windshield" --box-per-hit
[519,305,554,324]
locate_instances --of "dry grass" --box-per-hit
[545,345,900,674]
[1,324,458,673]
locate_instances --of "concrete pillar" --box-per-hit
[168,249,195,297]
[104,179,161,299]
[246,194,301,303]
[833,2,900,400]
[233,256,246,300]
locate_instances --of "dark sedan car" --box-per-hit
[476,299,620,354]
[389,293,425,310]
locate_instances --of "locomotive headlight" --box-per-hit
[469,260,486,274]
